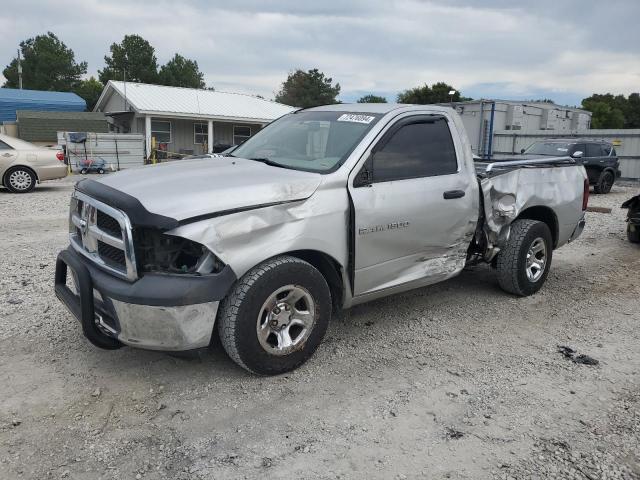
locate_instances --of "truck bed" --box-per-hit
[474,156,577,178]
[474,156,586,260]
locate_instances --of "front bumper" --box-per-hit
[55,247,236,351]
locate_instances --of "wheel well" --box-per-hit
[286,250,344,312]
[516,206,559,248]
[2,165,39,186]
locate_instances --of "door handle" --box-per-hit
[443,190,466,199]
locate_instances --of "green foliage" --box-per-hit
[525,98,556,104]
[357,94,387,103]
[581,93,640,128]
[397,82,467,104]
[2,32,87,91]
[158,54,205,89]
[99,35,159,84]
[275,69,340,108]
[73,77,104,111]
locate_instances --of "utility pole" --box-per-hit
[17,49,23,89]
[123,53,128,111]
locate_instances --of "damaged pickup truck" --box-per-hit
[55,104,588,375]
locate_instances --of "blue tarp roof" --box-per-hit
[0,88,86,122]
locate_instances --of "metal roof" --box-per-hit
[449,99,590,114]
[96,81,296,122]
[0,88,86,122]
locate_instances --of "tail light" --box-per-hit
[582,178,589,211]
[56,151,64,162]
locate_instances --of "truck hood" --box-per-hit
[91,157,322,222]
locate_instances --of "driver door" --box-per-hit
[348,114,477,297]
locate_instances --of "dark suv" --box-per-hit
[522,139,621,194]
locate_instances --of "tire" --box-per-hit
[97,168,105,174]
[217,255,331,375]
[4,166,36,193]
[496,219,553,296]
[80,168,88,174]
[593,170,614,194]
[628,224,640,243]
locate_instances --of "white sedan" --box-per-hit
[0,134,67,193]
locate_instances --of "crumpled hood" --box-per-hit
[93,157,322,222]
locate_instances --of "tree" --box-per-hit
[581,93,633,129]
[275,69,340,107]
[397,82,467,104]
[357,94,387,103]
[2,32,87,91]
[99,35,158,84]
[625,93,640,129]
[158,54,205,88]
[74,77,104,110]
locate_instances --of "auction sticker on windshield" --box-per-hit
[337,114,376,124]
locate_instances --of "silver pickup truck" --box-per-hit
[55,104,588,375]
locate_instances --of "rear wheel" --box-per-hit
[80,168,88,174]
[628,224,640,243]
[217,256,331,375]
[4,166,36,193]
[594,170,614,194]
[97,168,105,174]
[496,219,553,296]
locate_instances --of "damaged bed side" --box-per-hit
[473,157,588,262]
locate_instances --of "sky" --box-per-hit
[2,0,639,107]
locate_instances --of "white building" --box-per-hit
[94,81,295,157]
[446,100,592,158]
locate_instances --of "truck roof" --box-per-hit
[304,103,454,114]
[536,138,612,145]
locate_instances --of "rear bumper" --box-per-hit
[54,247,235,351]
[37,164,67,181]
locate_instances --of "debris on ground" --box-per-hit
[557,345,600,366]
[446,427,464,439]
[585,206,612,214]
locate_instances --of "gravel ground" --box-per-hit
[1,176,639,480]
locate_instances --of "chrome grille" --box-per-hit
[69,191,137,281]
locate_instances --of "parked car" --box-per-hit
[622,194,640,243]
[522,139,620,194]
[55,104,588,375]
[0,134,67,193]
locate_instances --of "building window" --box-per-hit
[194,123,208,145]
[233,125,251,145]
[151,120,171,144]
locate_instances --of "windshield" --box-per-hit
[230,111,382,172]
[523,141,573,156]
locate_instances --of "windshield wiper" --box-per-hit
[247,157,294,170]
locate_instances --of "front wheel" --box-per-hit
[217,256,331,375]
[496,219,553,296]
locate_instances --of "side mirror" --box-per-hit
[520,148,525,154]
[571,151,583,159]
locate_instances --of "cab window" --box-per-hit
[372,116,458,183]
